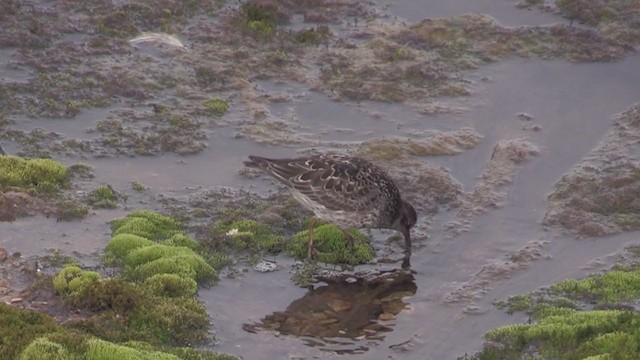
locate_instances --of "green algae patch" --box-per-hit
[289,224,373,265]
[211,219,285,253]
[0,156,68,195]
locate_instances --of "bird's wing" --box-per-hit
[251,155,382,212]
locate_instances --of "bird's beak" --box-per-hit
[402,228,412,255]
[401,228,412,270]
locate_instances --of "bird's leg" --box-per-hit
[340,228,356,250]
[307,216,317,259]
[401,255,411,270]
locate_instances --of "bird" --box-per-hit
[243,153,417,269]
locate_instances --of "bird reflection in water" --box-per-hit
[243,270,416,354]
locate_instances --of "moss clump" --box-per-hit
[543,93,640,238]
[203,98,229,116]
[132,255,216,285]
[0,302,231,360]
[45,210,232,350]
[0,155,68,195]
[212,219,285,253]
[0,303,71,359]
[471,255,640,360]
[112,217,181,241]
[108,211,218,285]
[289,224,373,265]
[556,0,640,45]
[52,265,101,297]
[550,269,640,304]
[160,233,198,250]
[169,347,238,360]
[105,234,155,261]
[86,338,179,360]
[131,181,145,191]
[18,337,68,360]
[144,274,197,298]
[59,277,210,346]
[475,310,640,360]
[111,211,183,241]
[292,26,331,45]
[75,279,143,314]
[124,244,195,267]
[125,253,198,282]
[241,2,279,36]
[88,186,119,209]
[95,1,219,38]
[54,200,90,221]
[131,297,210,345]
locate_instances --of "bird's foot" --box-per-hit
[306,235,328,261]
[401,253,416,274]
[341,228,356,250]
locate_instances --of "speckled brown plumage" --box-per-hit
[244,153,417,268]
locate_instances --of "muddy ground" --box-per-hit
[1,0,640,359]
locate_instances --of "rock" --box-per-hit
[517,112,533,121]
[389,336,421,352]
[382,300,407,314]
[327,298,352,312]
[463,305,489,315]
[378,312,396,321]
[0,247,7,262]
[318,318,339,325]
[381,291,414,303]
[253,260,278,273]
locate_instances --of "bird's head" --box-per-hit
[393,199,417,239]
